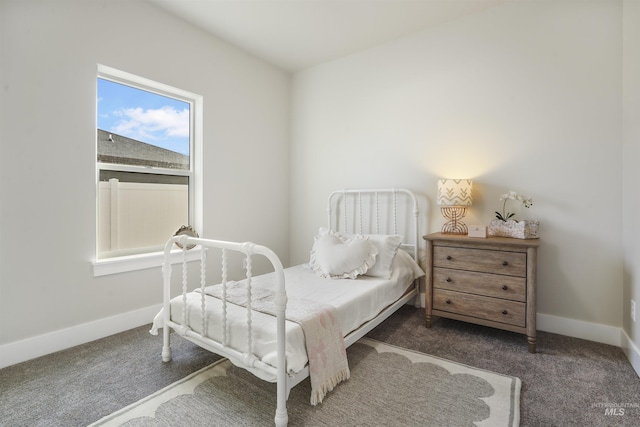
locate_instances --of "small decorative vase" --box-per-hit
[488,219,539,239]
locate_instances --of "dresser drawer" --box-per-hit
[433,289,526,327]
[433,267,526,302]
[433,246,526,277]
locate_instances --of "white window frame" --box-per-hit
[93,64,203,277]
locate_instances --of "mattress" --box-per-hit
[152,250,423,379]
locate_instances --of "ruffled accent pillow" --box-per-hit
[309,228,378,279]
[341,233,403,279]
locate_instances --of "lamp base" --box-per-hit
[440,207,468,234]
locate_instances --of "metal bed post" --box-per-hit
[161,241,173,362]
[200,246,208,338]
[254,245,289,427]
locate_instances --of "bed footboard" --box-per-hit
[161,235,288,427]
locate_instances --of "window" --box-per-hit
[94,65,202,275]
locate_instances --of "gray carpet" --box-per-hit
[0,325,221,427]
[1,306,639,426]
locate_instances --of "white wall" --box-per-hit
[0,0,290,359]
[623,0,640,372]
[291,0,623,335]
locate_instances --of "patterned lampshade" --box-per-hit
[437,179,473,206]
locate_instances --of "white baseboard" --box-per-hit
[537,312,621,347]
[518,313,640,375]
[0,304,161,369]
[621,329,640,377]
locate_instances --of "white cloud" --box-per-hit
[113,106,189,142]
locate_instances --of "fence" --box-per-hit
[98,178,188,258]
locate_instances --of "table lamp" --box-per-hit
[437,179,472,234]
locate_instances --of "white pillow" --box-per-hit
[309,228,378,279]
[392,249,425,282]
[342,233,403,279]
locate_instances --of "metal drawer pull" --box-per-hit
[446,278,452,282]
[445,299,452,304]
[446,255,452,260]
[502,310,508,315]
[502,261,509,266]
[502,285,508,290]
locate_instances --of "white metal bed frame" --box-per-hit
[159,188,420,427]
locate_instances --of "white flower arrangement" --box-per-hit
[495,191,533,222]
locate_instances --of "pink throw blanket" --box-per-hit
[204,281,350,405]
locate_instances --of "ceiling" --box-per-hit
[149,0,509,72]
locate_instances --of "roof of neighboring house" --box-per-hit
[97,129,189,170]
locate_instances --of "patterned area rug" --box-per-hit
[91,338,520,426]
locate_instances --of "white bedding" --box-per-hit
[152,249,423,380]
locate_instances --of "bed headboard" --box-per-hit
[327,188,420,260]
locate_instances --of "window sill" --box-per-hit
[92,249,202,277]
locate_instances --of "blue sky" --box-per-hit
[97,78,190,156]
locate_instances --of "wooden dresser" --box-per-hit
[423,233,540,353]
